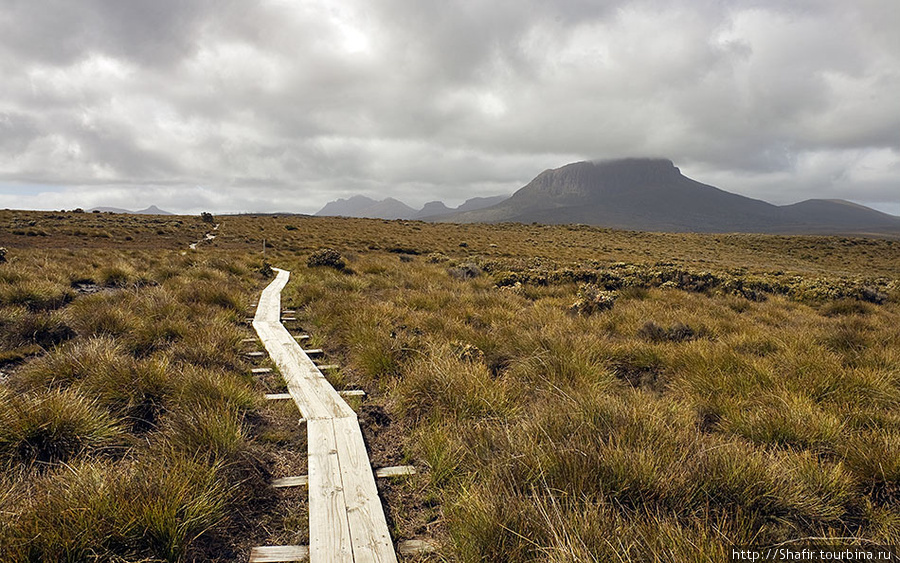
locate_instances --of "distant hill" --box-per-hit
[90,205,173,215]
[413,201,452,220]
[315,196,417,220]
[316,194,510,220]
[439,158,900,235]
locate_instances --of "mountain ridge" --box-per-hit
[437,158,900,235]
[90,205,173,215]
[316,194,510,220]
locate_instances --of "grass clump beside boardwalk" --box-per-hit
[0,245,272,561]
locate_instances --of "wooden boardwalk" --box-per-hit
[252,268,398,563]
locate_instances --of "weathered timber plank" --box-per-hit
[270,466,415,489]
[271,475,309,488]
[397,540,436,556]
[316,364,339,370]
[308,418,354,562]
[338,390,365,397]
[374,466,417,478]
[265,393,292,400]
[251,367,273,374]
[249,545,309,562]
[332,417,398,563]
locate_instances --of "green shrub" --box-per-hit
[307,248,346,270]
[570,283,616,316]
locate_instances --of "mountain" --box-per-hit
[316,196,417,220]
[316,194,510,220]
[90,205,173,215]
[134,205,172,215]
[413,201,452,219]
[455,195,509,213]
[440,158,900,234]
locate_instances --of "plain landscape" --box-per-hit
[2,207,900,561]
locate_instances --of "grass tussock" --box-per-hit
[0,246,270,561]
[0,388,122,469]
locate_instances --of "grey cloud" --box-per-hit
[0,0,897,214]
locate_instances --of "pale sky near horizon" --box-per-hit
[1,1,898,215]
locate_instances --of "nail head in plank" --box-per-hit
[271,475,309,488]
[338,389,366,397]
[265,393,292,400]
[249,545,309,562]
[375,465,417,478]
[397,539,436,556]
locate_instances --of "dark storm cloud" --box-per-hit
[0,0,897,213]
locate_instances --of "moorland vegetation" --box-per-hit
[1,209,899,561]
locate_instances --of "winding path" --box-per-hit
[252,268,398,563]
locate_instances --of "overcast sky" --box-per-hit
[1,0,898,215]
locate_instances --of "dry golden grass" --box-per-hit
[2,209,900,561]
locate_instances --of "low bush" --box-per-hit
[637,321,698,343]
[307,248,346,270]
[570,283,616,315]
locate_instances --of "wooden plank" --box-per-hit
[242,338,257,343]
[265,393,292,400]
[251,367,273,374]
[307,418,354,562]
[246,351,266,357]
[282,309,296,314]
[332,417,398,563]
[295,334,311,341]
[303,348,324,356]
[271,467,415,489]
[272,465,416,489]
[249,545,309,562]
[282,316,298,321]
[338,390,365,397]
[397,540,435,556]
[374,466,417,478]
[271,475,309,488]
[317,364,340,370]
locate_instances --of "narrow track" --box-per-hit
[251,268,398,563]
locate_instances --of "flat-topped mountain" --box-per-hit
[315,195,417,220]
[439,158,900,234]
